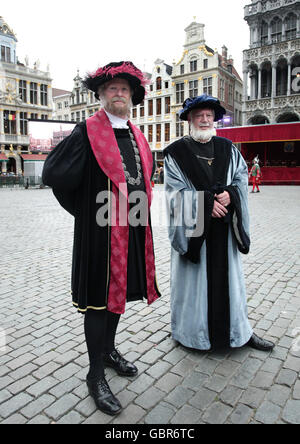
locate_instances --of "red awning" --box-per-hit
[21,154,48,161]
[216,122,300,144]
[0,154,8,161]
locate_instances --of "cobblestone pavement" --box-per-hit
[0,185,300,424]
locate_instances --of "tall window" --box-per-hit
[156,77,162,91]
[190,59,197,72]
[165,123,170,142]
[203,77,213,96]
[176,83,185,104]
[228,84,233,105]
[156,98,162,115]
[156,124,161,142]
[1,45,11,62]
[132,107,137,118]
[148,100,153,116]
[4,111,16,134]
[189,80,198,98]
[165,96,171,114]
[285,13,297,40]
[30,82,38,104]
[203,59,208,69]
[180,65,185,75]
[140,101,145,117]
[19,80,27,102]
[176,115,184,138]
[271,17,282,43]
[220,79,225,101]
[261,21,268,46]
[40,84,48,106]
[148,125,153,142]
[20,112,28,135]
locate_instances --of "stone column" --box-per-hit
[243,69,249,101]
[37,83,41,106]
[258,68,262,99]
[0,109,4,134]
[272,63,277,98]
[287,62,291,96]
[26,81,31,104]
[16,111,20,136]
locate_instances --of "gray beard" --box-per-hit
[101,96,133,118]
[190,123,217,143]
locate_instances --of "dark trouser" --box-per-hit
[84,310,121,381]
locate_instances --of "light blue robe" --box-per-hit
[165,145,253,350]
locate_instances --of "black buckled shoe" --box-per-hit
[247,333,275,352]
[87,377,122,416]
[103,349,138,377]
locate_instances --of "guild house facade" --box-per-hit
[0,16,52,176]
[242,0,300,124]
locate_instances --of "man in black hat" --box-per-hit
[164,94,274,353]
[43,62,160,416]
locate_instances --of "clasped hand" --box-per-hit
[212,191,231,219]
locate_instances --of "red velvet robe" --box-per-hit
[42,110,160,314]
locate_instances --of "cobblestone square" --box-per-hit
[0,185,299,424]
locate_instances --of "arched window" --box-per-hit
[271,17,282,43]
[261,21,268,46]
[285,13,297,40]
[156,77,162,91]
[190,58,198,73]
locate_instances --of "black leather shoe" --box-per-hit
[103,349,138,377]
[247,333,275,352]
[87,377,122,416]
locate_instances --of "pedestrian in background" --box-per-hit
[249,156,262,193]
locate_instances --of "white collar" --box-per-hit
[104,109,129,129]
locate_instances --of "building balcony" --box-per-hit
[244,0,299,19]
[0,134,29,146]
[0,61,51,81]
[244,39,300,62]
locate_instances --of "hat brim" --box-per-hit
[83,72,145,106]
[179,100,226,122]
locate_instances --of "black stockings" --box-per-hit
[84,310,121,381]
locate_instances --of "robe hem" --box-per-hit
[72,302,107,313]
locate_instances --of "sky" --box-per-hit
[1,0,251,90]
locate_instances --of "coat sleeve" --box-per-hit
[42,123,87,191]
[225,145,251,254]
[164,154,215,261]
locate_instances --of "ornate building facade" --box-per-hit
[242,0,300,124]
[52,21,244,168]
[0,16,53,175]
[170,21,243,140]
[131,21,243,161]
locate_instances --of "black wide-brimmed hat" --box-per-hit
[179,94,226,121]
[82,61,148,105]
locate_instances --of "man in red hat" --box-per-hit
[43,62,160,416]
[164,94,274,354]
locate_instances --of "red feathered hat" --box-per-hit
[82,61,149,105]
